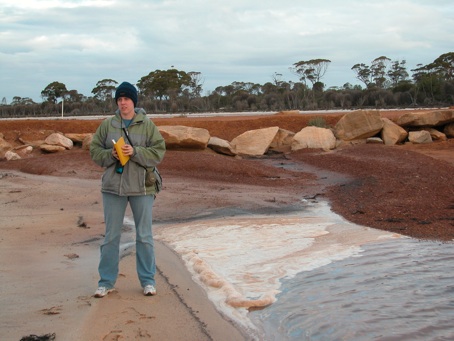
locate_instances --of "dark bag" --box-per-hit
[145,167,162,192]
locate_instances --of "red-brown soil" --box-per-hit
[1,111,453,241]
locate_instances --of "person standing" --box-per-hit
[90,81,166,297]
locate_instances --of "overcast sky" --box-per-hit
[1,0,453,103]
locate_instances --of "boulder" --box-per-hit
[65,133,92,144]
[5,150,21,161]
[269,128,295,153]
[334,110,384,141]
[396,110,454,127]
[381,118,408,145]
[444,123,454,138]
[159,126,210,149]
[82,134,93,150]
[18,138,45,148]
[208,137,236,156]
[291,126,336,151]
[40,144,67,153]
[408,130,432,144]
[0,137,13,157]
[231,126,280,156]
[15,145,33,157]
[366,137,384,144]
[424,128,447,141]
[45,133,73,150]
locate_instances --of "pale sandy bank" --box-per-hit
[0,171,245,341]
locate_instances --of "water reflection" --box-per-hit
[250,238,454,340]
[154,200,400,336]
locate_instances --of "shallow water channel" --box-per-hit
[123,198,454,340]
[249,237,454,340]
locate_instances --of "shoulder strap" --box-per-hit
[122,128,133,146]
[123,127,154,172]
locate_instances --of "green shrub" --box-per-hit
[307,117,328,128]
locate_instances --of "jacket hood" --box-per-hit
[114,107,147,118]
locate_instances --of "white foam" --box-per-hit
[154,200,399,333]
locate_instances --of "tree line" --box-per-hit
[1,52,453,118]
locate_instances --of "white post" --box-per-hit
[61,98,64,118]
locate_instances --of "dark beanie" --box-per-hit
[115,82,138,107]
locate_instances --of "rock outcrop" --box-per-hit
[292,126,336,151]
[230,126,280,156]
[408,130,432,144]
[40,144,67,153]
[82,134,93,151]
[381,118,408,145]
[65,133,92,145]
[444,123,454,138]
[5,150,21,160]
[366,137,384,144]
[159,126,210,149]
[44,133,73,150]
[269,128,295,153]
[0,136,13,157]
[396,110,454,127]
[424,128,447,141]
[208,137,236,156]
[334,110,384,141]
[3,109,454,162]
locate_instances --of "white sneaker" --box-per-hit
[143,285,156,296]
[94,286,114,298]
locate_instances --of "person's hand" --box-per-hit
[112,148,119,160]
[121,144,134,156]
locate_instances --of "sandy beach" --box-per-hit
[1,111,453,340]
[0,170,249,340]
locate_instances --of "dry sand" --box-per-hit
[0,171,246,341]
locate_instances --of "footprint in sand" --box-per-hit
[102,330,122,341]
[40,306,62,315]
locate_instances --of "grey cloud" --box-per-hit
[1,0,453,102]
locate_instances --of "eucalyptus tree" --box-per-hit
[291,58,331,89]
[138,68,191,111]
[186,71,204,98]
[387,59,409,88]
[370,56,391,89]
[412,52,454,104]
[432,52,454,80]
[272,72,284,87]
[65,89,84,103]
[92,79,118,101]
[432,52,454,104]
[11,96,35,105]
[41,81,68,103]
[351,63,372,88]
[92,79,118,112]
[352,56,393,89]
[138,68,191,101]
[290,59,331,109]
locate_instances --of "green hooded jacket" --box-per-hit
[90,108,166,196]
